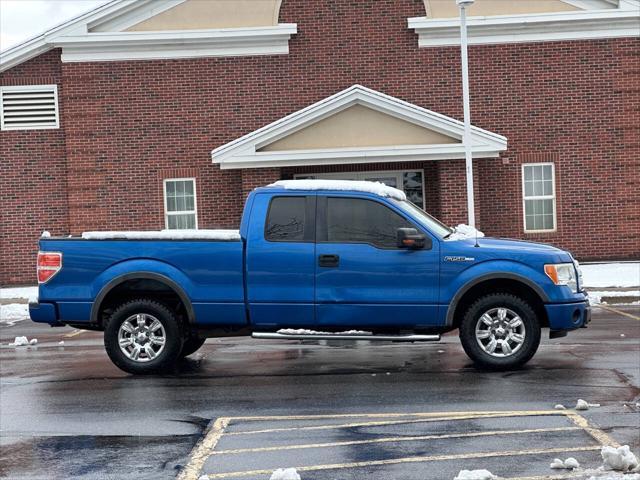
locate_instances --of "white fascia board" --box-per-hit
[218,144,503,170]
[408,9,640,47]
[55,25,298,63]
[212,84,507,166]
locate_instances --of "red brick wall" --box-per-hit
[1,0,639,284]
[0,50,68,286]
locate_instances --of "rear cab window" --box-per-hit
[265,196,315,242]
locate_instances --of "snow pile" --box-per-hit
[587,290,640,305]
[581,263,640,288]
[269,179,407,201]
[277,329,372,336]
[601,445,638,472]
[445,224,485,241]
[454,469,496,480]
[575,399,590,410]
[550,457,580,469]
[41,230,51,238]
[0,286,38,303]
[0,304,30,325]
[269,468,301,480]
[9,336,37,346]
[554,404,566,410]
[81,229,241,241]
[586,474,640,480]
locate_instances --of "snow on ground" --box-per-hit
[587,290,640,305]
[269,468,301,480]
[586,474,640,480]
[0,304,30,326]
[551,457,580,469]
[446,224,485,242]
[454,470,496,480]
[8,336,37,346]
[81,229,241,240]
[269,179,407,201]
[0,286,38,302]
[581,263,640,288]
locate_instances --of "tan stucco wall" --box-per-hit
[126,0,281,31]
[424,0,579,19]
[260,105,459,151]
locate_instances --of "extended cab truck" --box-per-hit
[30,180,590,374]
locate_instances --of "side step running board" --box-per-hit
[252,332,440,342]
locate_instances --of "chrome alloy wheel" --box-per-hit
[118,313,166,362]
[475,307,526,358]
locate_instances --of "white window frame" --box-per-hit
[294,169,426,206]
[522,163,557,233]
[0,84,60,131]
[163,178,198,230]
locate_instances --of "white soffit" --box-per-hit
[408,2,640,47]
[0,0,296,72]
[211,85,508,170]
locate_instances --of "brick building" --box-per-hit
[1,0,639,286]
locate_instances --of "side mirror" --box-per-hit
[397,228,429,249]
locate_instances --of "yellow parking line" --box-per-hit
[177,417,228,480]
[63,329,85,338]
[201,445,602,479]
[224,411,564,436]
[212,426,583,455]
[595,304,640,320]
[564,411,620,447]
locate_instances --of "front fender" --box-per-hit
[442,260,552,326]
[90,259,196,324]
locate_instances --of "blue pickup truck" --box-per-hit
[30,180,590,374]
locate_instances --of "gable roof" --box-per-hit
[211,85,508,169]
[0,0,296,71]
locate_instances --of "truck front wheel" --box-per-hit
[104,299,183,374]
[459,293,541,370]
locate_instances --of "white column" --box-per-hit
[458,0,475,227]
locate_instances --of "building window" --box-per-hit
[294,170,425,209]
[0,85,60,131]
[164,178,197,230]
[522,163,556,232]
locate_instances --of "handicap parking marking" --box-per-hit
[178,410,619,480]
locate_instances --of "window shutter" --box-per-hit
[0,85,60,130]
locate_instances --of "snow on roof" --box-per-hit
[268,179,407,201]
[81,229,240,240]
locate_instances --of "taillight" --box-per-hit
[37,252,62,284]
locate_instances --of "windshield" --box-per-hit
[393,199,453,238]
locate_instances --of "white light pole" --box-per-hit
[457,0,476,227]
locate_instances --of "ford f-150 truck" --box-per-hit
[30,180,590,374]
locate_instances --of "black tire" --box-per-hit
[459,293,541,370]
[180,336,206,358]
[104,298,183,374]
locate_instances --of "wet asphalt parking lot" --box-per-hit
[1,305,639,480]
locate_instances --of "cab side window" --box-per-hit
[265,196,306,242]
[326,197,413,248]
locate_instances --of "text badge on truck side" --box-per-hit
[30,179,590,374]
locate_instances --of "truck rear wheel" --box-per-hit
[459,293,541,370]
[180,336,206,358]
[104,298,183,374]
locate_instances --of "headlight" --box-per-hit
[544,263,578,293]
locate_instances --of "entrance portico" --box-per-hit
[212,85,507,221]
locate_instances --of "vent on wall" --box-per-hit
[0,85,60,131]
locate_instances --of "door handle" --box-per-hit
[318,254,340,267]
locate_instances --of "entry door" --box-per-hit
[315,195,440,329]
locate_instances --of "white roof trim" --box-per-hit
[0,0,296,71]
[408,7,640,47]
[211,84,507,170]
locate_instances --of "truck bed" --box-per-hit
[37,233,246,327]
